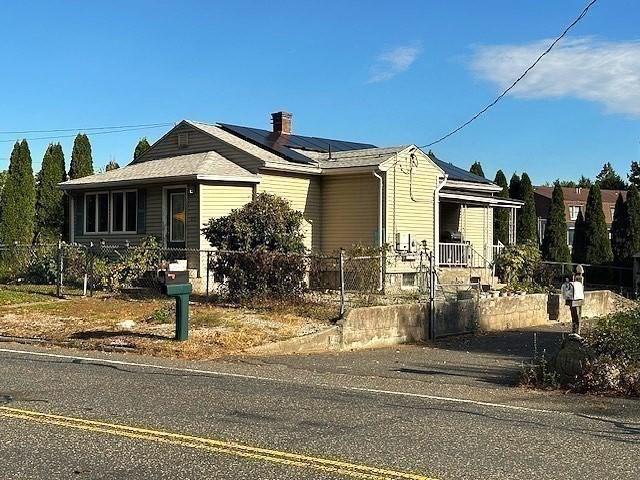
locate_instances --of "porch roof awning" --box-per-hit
[440,191,523,208]
[59,151,259,190]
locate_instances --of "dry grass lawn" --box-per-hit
[0,291,335,359]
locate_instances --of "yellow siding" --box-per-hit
[321,174,379,253]
[385,150,441,253]
[460,205,493,264]
[199,182,254,249]
[257,171,321,251]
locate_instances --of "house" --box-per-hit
[59,112,522,288]
[534,186,626,246]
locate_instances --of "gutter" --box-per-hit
[373,169,385,291]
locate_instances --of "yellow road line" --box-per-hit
[0,406,437,480]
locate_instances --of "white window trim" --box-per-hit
[110,189,138,234]
[169,191,187,243]
[569,205,582,221]
[84,191,110,235]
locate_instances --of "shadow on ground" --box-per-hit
[69,330,171,341]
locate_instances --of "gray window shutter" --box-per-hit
[74,194,84,238]
[137,189,146,234]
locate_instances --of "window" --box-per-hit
[610,206,616,219]
[111,191,137,233]
[569,205,582,221]
[85,192,109,234]
[567,228,575,246]
[177,132,189,148]
[402,272,416,288]
[170,192,186,242]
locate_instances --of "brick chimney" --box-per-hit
[271,111,292,135]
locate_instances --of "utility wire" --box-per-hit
[421,0,599,148]
[0,122,173,136]
[0,124,171,144]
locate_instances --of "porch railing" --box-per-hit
[493,242,505,259]
[439,242,471,267]
[439,242,493,269]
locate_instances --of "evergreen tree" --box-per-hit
[583,184,613,264]
[595,162,626,190]
[105,160,120,171]
[629,161,640,189]
[509,173,521,199]
[0,140,36,244]
[517,173,537,244]
[134,137,151,161]
[35,143,66,241]
[68,134,93,179]
[541,184,571,262]
[572,210,587,263]
[626,184,640,255]
[493,170,510,245]
[470,161,484,178]
[610,193,633,265]
[577,175,592,188]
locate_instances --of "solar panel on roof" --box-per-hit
[430,155,494,185]
[218,123,376,164]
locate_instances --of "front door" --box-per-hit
[166,188,187,249]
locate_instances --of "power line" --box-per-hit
[0,123,172,144]
[0,121,173,136]
[421,0,599,149]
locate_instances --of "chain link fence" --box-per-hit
[0,243,436,316]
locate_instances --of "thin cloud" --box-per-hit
[368,45,421,83]
[470,37,640,116]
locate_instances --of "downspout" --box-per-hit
[431,173,448,341]
[373,169,384,291]
[433,174,448,267]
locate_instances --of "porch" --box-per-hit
[438,192,520,269]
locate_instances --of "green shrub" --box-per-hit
[202,193,307,300]
[91,236,161,291]
[494,243,542,286]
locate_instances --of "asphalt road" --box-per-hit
[1,332,639,479]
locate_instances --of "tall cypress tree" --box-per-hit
[493,170,510,245]
[541,184,571,262]
[68,133,93,179]
[626,184,640,255]
[0,140,36,244]
[134,137,151,161]
[470,161,485,178]
[610,193,633,266]
[509,173,522,199]
[584,184,613,264]
[572,210,587,263]
[517,173,537,244]
[35,143,66,241]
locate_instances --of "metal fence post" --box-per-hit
[428,251,436,340]
[206,251,211,298]
[56,239,63,298]
[339,249,345,319]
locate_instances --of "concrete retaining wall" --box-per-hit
[247,290,629,355]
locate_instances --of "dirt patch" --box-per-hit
[0,295,332,359]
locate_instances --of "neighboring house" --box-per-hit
[59,112,522,287]
[534,186,627,246]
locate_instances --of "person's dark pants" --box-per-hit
[570,306,581,335]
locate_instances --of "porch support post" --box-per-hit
[508,207,516,245]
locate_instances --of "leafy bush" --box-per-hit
[202,193,307,300]
[494,242,542,286]
[91,236,161,291]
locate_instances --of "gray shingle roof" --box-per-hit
[60,151,257,189]
[319,146,409,169]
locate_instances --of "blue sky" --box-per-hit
[0,0,638,185]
